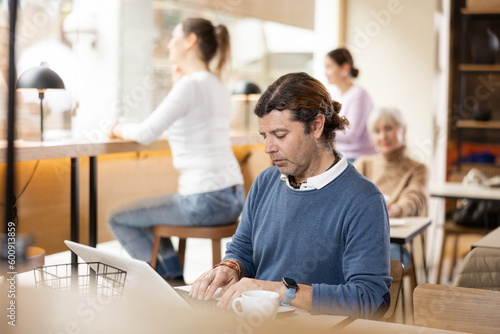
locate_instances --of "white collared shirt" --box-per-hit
[280,151,349,191]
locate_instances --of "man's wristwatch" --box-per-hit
[281,277,299,306]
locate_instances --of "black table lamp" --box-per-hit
[16,63,65,141]
[233,81,261,130]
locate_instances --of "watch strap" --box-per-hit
[280,287,296,306]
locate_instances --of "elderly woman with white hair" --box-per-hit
[354,107,429,268]
[353,107,428,218]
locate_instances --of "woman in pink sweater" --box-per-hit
[325,48,376,163]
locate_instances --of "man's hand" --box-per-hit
[189,265,239,301]
[216,278,284,309]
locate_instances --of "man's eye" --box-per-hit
[276,134,286,139]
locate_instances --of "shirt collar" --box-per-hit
[279,151,348,191]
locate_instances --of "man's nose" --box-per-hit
[265,139,278,154]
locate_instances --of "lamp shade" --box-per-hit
[16,64,65,91]
[233,81,261,95]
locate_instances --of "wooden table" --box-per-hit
[340,318,469,333]
[390,217,432,246]
[430,182,500,201]
[471,226,500,250]
[390,217,431,280]
[430,182,500,247]
[0,132,262,263]
[278,309,351,331]
[430,182,500,282]
[6,282,471,334]
[389,217,431,320]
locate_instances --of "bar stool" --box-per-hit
[149,221,239,269]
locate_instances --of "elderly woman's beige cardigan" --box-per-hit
[353,146,429,217]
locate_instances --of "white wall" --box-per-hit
[344,0,437,166]
[312,0,340,82]
[119,0,155,122]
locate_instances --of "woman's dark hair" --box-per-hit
[254,72,349,149]
[326,48,359,78]
[182,18,231,77]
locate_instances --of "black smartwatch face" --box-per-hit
[282,277,298,289]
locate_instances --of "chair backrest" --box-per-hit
[413,283,500,334]
[381,259,403,322]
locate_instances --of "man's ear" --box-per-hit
[311,114,325,139]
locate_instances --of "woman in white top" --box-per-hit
[108,18,245,283]
[325,48,376,163]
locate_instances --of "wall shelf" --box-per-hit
[461,8,500,15]
[458,64,500,72]
[450,1,500,172]
[457,120,500,129]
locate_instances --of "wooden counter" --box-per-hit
[0,132,268,255]
[0,131,263,163]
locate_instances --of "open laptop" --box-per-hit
[64,240,294,314]
[64,240,217,311]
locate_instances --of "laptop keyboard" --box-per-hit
[176,288,230,312]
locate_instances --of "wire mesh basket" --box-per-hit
[34,262,127,298]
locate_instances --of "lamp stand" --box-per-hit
[39,90,45,141]
[6,0,19,231]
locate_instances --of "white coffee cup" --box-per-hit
[232,290,280,320]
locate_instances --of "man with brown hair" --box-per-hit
[190,72,391,319]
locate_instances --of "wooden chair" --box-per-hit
[149,221,239,269]
[413,283,500,334]
[392,244,418,322]
[381,259,404,322]
[436,219,493,283]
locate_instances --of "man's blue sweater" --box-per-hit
[224,164,391,319]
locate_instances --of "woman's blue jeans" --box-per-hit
[108,185,245,279]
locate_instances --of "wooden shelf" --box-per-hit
[458,64,500,72]
[461,8,500,15]
[456,120,500,129]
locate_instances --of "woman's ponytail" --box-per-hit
[182,18,231,78]
[214,24,231,77]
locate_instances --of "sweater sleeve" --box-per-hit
[222,174,260,278]
[390,163,429,217]
[312,193,391,319]
[121,77,194,145]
